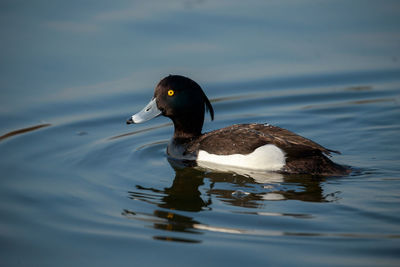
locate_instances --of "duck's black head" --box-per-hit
[127,75,214,138]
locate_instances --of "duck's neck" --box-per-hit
[172,116,203,139]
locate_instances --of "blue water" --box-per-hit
[1,1,400,266]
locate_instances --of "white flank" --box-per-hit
[197,144,286,172]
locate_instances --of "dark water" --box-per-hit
[1,1,400,266]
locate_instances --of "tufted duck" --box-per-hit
[127,75,349,176]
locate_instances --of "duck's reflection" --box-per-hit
[123,160,338,243]
[128,166,211,212]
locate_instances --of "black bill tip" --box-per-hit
[126,117,134,125]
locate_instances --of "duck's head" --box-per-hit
[127,75,214,138]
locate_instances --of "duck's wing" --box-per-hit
[189,123,339,156]
[245,123,340,156]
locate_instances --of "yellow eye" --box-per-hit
[167,89,174,96]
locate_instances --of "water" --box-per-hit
[1,1,400,266]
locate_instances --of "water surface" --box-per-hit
[1,1,400,266]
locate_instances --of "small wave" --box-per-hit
[0,123,51,142]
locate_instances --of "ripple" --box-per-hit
[0,123,51,142]
[108,122,172,140]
